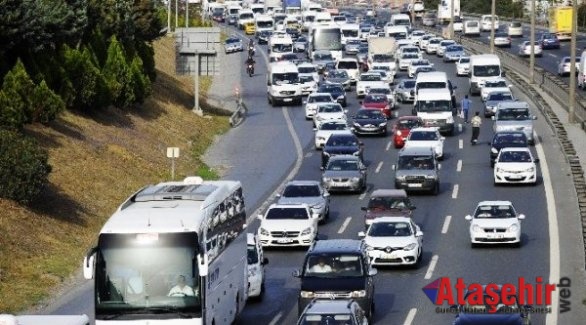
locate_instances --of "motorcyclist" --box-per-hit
[245,57,255,75]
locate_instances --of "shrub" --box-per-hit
[0,129,52,204]
[31,80,65,123]
[102,36,135,108]
[0,60,34,128]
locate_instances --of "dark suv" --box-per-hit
[393,147,441,195]
[361,189,415,229]
[322,133,364,168]
[293,239,377,322]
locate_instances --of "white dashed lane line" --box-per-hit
[459,139,463,149]
[452,184,459,199]
[337,217,352,234]
[375,161,383,173]
[268,312,283,325]
[424,255,439,280]
[403,308,417,325]
[441,215,452,234]
[457,159,462,172]
[386,141,393,151]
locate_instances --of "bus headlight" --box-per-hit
[350,290,367,298]
[300,291,315,298]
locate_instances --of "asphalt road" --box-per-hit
[46,19,572,325]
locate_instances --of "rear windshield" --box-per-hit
[337,61,358,69]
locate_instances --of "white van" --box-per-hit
[267,62,303,106]
[384,25,409,40]
[268,33,293,61]
[340,23,360,45]
[247,233,268,299]
[481,15,499,32]
[463,20,480,37]
[390,14,411,29]
[578,51,586,89]
[238,9,255,29]
[255,15,274,33]
[469,54,504,95]
[413,88,455,135]
[414,71,457,109]
[302,11,316,31]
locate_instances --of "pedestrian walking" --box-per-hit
[471,112,482,145]
[460,95,471,123]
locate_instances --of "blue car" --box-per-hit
[538,33,560,49]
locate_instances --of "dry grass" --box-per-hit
[0,35,229,312]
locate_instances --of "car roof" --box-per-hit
[303,299,356,314]
[268,203,310,210]
[499,147,531,153]
[371,189,408,198]
[309,239,364,254]
[328,154,361,161]
[410,126,440,133]
[298,62,316,67]
[477,200,513,206]
[285,180,321,187]
[371,216,413,224]
[309,92,333,97]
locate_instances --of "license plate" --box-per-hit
[408,183,423,187]
[488,234,504,239]
[277,238,294,243]
[508,175,523,179]
[383,252,399,259]
[283,98,292,102]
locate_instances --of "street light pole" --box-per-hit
[167,0,171,34]
[450,0,455,39]
[175,0,178,30]
[186,0,189,28]
[490,0,496,53]
[529,0,536,84]
[569,0,578,123]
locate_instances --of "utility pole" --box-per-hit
[569,0,578,123]
[167,0,171,34]
[450,0,455,39]
[529,0,536,84]
[175,0,179,30]
[186,0,189,28]
[490,0,496,53]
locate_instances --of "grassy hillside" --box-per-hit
[0,36,229,312]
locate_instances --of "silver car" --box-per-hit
[443,45,466,62]
[492,101,537,145]
[393,79,416,103]
[321,155,367,193]
[558,56,580,76]
[345,39,362,55]
[277,180,331,223]
[224,37,244,54]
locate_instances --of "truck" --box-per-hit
[283,0,302,16]
[413,1,425,18]
[367,37,397,76]
[438,0,460,25]
[265,0,282,14]
[548,6,573,41]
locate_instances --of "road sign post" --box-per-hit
[167,147,180,180]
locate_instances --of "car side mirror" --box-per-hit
[534,158,540,163]
[320,166,325,171]
[416,231,423,237]
[323,191,330,198]
[313,127,318,131]
[312,213,320,219]
[358,231,366,237]
[440,136,446,141]
[391,164,396,170]
[465,215,473,221]
[263,257,269,265]
[518,214,526,220]
[344,109,349,113]
[368,267,378,276]
[257,214,263,220]
[303,100,307,104]
[532,116,537,120]
[292,269,301,277]
[276,193,281,198]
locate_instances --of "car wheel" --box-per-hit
[471,242,477,248]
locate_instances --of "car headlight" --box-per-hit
[311,202,324,210]
[351,177,361,182]
[379,122,387,127]
[472,224,481,232]
[259,227,270,236]
[526,167,535,172]
[354,122,361,127]
[404,243,417,251]
[300,227,313,236]
[396,175,406,181]
[446,116,454,124]
[509,224,519,232]
[322,176,330,182]
[396,130,402,136]
[300,291,315,298]
[491,147,498,154]
[350,290,367,298]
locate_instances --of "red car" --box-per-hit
[361,94,392,118]
[391,116,423,148]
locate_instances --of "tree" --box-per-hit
[0,59,35,127]
[129,54,151,104]
[0,129,52,204]
[31,80,65,123]
[102,36,135,108]
[62,45,110,110]
[132,0,164,43]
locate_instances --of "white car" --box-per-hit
[297,62,319,82]
[336,58,361,83]
[397,46,421,58]
[304,93,335,120]
[404,127,445,159]
[494,147,539,185]
[409,30,426,45]
[370,64,396,81]
[465,201,525,247]
[398,52,421,71]
[257,204,318,247]
[247,233,268,298]
[436,40,456,57]
[370,69,394,85]
[359,216,423,266]
[314,121,352,149]
[313,103,347,128]
[356,72,387,98]
[557,56,581,76]
[425,37,444,54]
[408,59,434,78]
[299,75,318,95]
[507,22,524,37]
[518,41,543,57]
[456,57,470,76]
[419,34,434,50]
[480,78,511,101]
[453,18,464,32]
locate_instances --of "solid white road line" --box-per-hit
[338,217,352,234]
[424,255,439,280]
[457,159,462,172]
[539,141,561,325]
[441,215,452,234]
[386,141,392,151]
[451,184,459,199]
[459,139,463,149]
[268,312,283,325]
[403,308,417,325]
[375,161,383,173]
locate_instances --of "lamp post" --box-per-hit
[569,0,578,123]
[450,0,455,39]
[529,0,536,84]
[490,0,496,53]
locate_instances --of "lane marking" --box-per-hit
[459,139,463,149]
[457,159,462,172]
[403,308,417,325]
[375,161,383,173]
[338,217,352,234]
[451,184,459,199]
[458,123,463,133]
[358,191,367,200]
[304,152,313,158]
[268,312,283,325]
[424,255,439,280]
[386,141,393,151]
[441,215,452,234]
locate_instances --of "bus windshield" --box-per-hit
[313,29,343,51]
[95,233,201,319]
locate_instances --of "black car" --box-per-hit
[321,133,363,167]
[318,83,347,107]
[256,30,273,44]
[286,28,301,41]
[453,285,532,325]
[490,131,529,167]
[352,109,388,136]
[294,239,377,322]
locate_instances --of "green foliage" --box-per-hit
[0,128,52,204]
[129,55,151,104]
[132,0,164,42]
[0,60,35,127]
[460,0,524,18]
[102,36,135,108]
[135,41,156,81]
[30,80,65,123]
[62,45,110,110]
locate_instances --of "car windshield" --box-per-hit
[398,156,434,170]
[487,93,513,101]
[494,134,527,147]
[495,33,508,38]
[474,205,516,219]
[272,43,293,52]
[318,104,343,113]
[373,54,393,62]
[309,95,331,103]
[401,80,416,88]
[300,75,314,83]
[326,135,358,147]
[429,39,441,44]
[272,72,299,85]
[467,21,479,27]
[498,150,532,163]
[473,65,501,77]
[299,314,353,324]
[299,66,317,73]
[402,53,419,59]
[364,95,387,104]
[409,131,439,141]
[327,159,360,171]
[226,38,240,44]
[447,46,463,52]
[369,88,390,95]
[368,222,412,237]
[320,122,347,131]
[304,254,364,277]
[373,65,390,71]
[360,74,381,81]
[403,47,419,53]
[485,80,507,88]
[247,245,259,264]
[283,185,321,197]
[497,108,530,120]
[338,61,358,69]
[319,85,343,93]
[397,119,421,129]
[368,196,409,210]
[459,58,470,63]
[329,70,349,78]
[417,100,451,112]
[265,207,309,220]
[412,60,430,66]
[355,109,384,119]
[314,53,334,60]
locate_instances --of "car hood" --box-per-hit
[327,77,350,84]
[364,236,416,248]
[277,197,323,207]
[405,140,442,148]
[353,118,386,125]
[323,170,362,178]
[494,161,534,171]
[396,169,436,177]
[324,145,360,154]
[301,276,365,292]
[365,208,412,218]
[260,219,313,232]
[316,130,350,138]
[317,112,346,120]
[454,313,523,325]
[471,218,519,228]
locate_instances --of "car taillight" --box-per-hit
[396,130,402,136]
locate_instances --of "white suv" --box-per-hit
[258,204,319,247]
[247,233,268,299]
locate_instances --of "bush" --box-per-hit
[31,80,65,123]
[129,54,151,104]
[102,36,135,108]
[0,59,35,128]
[0,129,52,204]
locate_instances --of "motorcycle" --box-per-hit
[247,64,254,77]
[248,45,255,57]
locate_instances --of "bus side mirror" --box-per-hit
[197,253,209,276]
[83,246,97,280]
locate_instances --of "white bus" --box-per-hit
[309,23,343,61]
[83,176,248,325]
